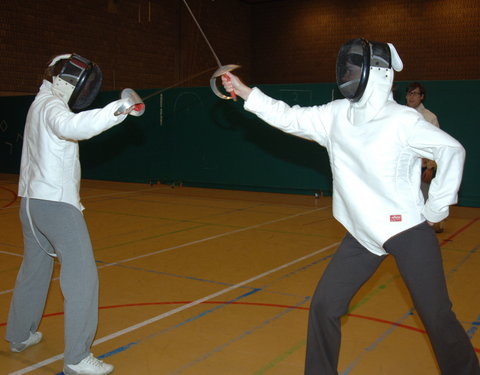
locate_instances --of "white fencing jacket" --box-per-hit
[244,87,465,255]
[18,80,128,211]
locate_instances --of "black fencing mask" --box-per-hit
[336,38,396,102]
[51,54,103,112]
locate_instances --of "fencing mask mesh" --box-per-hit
[336,38,394,102]
[51,54,102,112]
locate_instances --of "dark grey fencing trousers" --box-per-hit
[305,222,480,375]
[6,198,99,365]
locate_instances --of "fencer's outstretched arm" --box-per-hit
[46,99,131,141]
[221,72,252,101]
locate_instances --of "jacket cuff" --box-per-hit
[244,87,265,112]
[422,203,448,223]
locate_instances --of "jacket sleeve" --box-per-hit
[406,119,465,222]
[244,87,330,146]
[45,99,129,141]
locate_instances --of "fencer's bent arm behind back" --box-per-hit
[406,118,465,223]
[241,87,466,255]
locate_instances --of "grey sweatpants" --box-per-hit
[305,222,480,375]
[6,198,99,365]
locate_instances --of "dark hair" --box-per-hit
[406,81,426,100]
[43,55,69,82]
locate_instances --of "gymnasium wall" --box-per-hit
[1,80,478,207]
[0,0,478,206]
[1,0,479,96]
[251,0,480,83]
[0,0,252,95]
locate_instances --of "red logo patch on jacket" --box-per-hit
[390,215,402,222]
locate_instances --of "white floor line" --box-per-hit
[97,206,329,268]
[8,241,339,375]
[0,206,330,295]
[0,185,157,211]
[0,250,23,257]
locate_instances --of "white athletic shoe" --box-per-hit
[64,353,114,375]
[10,331,43,352]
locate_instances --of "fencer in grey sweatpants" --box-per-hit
[305,222,480,375]
[6,198,99,365]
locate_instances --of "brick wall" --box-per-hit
[0,0,251,95]
[251,0,480,83]
[1,0,479,95]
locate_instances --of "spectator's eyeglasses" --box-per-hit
[407,91,422,96]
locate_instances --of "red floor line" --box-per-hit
[1,300,478,353]
[2,218,478,355]
[0,186,18,208]
[439,217,480,247]
[346,313,426,333]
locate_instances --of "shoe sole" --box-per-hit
[10,333,42,352]
[63,369,113,375]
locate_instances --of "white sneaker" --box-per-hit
[10,331,43,352]
[64,353,114,375]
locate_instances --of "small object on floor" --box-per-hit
[10,331,43,352]
[64,353,114,375]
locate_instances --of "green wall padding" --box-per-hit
[1,80,478,207]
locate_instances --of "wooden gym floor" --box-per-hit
[1,173,479,374]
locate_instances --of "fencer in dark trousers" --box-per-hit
[221,38,480,375]
[6,54,137,375]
